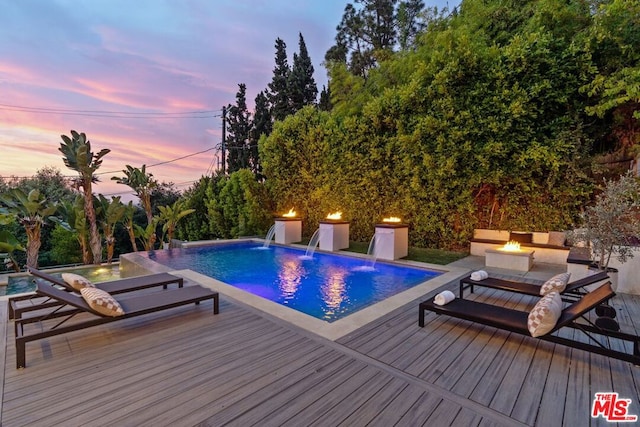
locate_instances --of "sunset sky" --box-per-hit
[0,0,458,199]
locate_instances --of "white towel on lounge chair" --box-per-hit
[470,270,489,281]
[434,290,455,306]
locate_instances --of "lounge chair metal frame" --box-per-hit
[9,267,184,320]
[419,283,640,365]
[14,280,219,369]
[459,270,609,300]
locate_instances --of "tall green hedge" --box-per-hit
[259,0,638,249]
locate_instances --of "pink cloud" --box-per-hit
[0,0,368,197]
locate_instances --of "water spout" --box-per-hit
[366,233,379,269]
[303,228,322,259]
[263,224,276,248]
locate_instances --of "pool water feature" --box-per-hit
[141,241,441,322]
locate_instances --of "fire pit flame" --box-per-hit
[282,208,297,218]
[326,211,342,220]
[382,216,402,223]
[502,241,521,252]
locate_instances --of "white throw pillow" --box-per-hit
[80,287,125,317]
[539,272,571,296]
[527,292,562,337]
[61,273,95,291]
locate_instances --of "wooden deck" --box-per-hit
[1,273,639,426]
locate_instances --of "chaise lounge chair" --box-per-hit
[459,270,609,300]
[14,279,219,368]
[9,267,184,320]
[419,282,640,365]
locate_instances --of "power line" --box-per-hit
[0,146,217,180]
[96,147,217,175]
[0,103,222,119]
[100,180,199,197]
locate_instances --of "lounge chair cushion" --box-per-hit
[80,287,125,317]
[62,273,95,291]
[540,272,571,295]
[528,292,562,337]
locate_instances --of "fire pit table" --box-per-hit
[485,247,535,272]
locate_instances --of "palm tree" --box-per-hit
[0,229,25,272]
[112,165,157,226]
[157,200,195,248]
[134,219,159,252]
[56,196,91,264]
[122,201,139,252]
[96,195,126,264]
[0,188,57,268]
[59,131,110,264]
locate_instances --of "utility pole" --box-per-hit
[221,105,226,175]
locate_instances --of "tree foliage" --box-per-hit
[176,176,220,241]
[260,0,639,249]
[268,38,292,121]
[96,195,126,264]
[157,200,195,247]
[59,130,109,264]
[571,172,640,270]
[112,164,158,225]
[55,195,91,264]
[289,33,318,111]
[226,84,252,173]
[207,169,273,239]
[250,91,272,178]
[0,188,58,268]
[326,0,436,78]
[4,0,639,261]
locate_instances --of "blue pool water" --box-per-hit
[141,241,441,322]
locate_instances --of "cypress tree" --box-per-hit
[318,85,332,111]
[226,83,251,174]
[267,38,292,121]
[250,90,272,178]
[289,32,318,111]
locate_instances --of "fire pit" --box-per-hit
[373,217,409,260]
[274,208,302,244]
[319,212,350,251]
[485,241,535,272]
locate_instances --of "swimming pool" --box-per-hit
[140,241,441,322]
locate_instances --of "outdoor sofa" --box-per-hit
[469,229,570,264]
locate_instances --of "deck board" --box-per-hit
[533,343,571,426]
[0,303,7,420]
[509,341,554,424]
[2,270,639,427]
[198,352,351,426]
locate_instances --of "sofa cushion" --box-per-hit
[547,231,567,247]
